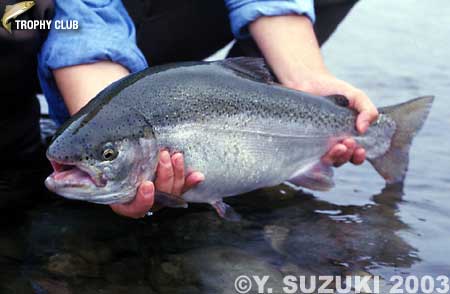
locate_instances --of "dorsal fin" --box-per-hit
[325,94,349,107]
[4,5,13,12]
[218,57,277,83]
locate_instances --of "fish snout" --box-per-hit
[46,136,84,165]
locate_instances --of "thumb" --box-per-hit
[135,181,155,209]
[356,111,373,133]
[110,181,155,218]
[350,91,378,134]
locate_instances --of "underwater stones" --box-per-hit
[46,253,98,278]
[150,246,286,294]
[264,225,290,254]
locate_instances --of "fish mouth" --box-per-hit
[45,159,136,204]
[45,159,106,191]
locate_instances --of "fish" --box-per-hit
[44,58,433,219]
[1,1,35,33]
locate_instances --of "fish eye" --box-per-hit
[101,143,118,161]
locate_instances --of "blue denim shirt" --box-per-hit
[38,0,315,125]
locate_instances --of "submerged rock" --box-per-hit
[149,246,286,294]
[47,253,98,278]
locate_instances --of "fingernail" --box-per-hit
[335,150,345,157]
[359,121,369,133]
[344,138,355,148]
[142,183,154,196]
[197,173,205,182]
[363,121,369,130]
[160,151,170,164]
[173,153,183,165]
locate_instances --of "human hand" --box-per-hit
[284,72,378,166]
[249,14,378,167]
[285,72,378,134]
[110,150,204,218]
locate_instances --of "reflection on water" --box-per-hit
[1,0,450,292]
[0,185,417,293]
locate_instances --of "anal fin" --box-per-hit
[211,200,241,222]
[287,162,335,191]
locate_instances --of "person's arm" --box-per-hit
[54,61,128,114]
[249,14,378,165]
[224,0,378,166]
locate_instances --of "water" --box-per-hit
[321,0,450,277]
[1,0,449,293]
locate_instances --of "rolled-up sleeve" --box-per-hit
[38,0,148,125]
[225,0,316,39]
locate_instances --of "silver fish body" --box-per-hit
[45,58,433,214]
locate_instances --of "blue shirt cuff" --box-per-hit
[38,0,148,125]
[226,0,316,39]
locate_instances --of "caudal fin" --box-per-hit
[368,96,434,184]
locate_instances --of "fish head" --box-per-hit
[22,1,35,9]
[45,111,159,205]
[5,1,35,14]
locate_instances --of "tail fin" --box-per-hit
[4,22,11,33]
[368,96,434,184]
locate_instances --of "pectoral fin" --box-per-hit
[154,191,188,208]
[287,162,335,191]
[211,200,241,222]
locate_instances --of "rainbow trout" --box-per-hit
[45,58,433,219]
[1,1,35,33]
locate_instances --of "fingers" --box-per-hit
[183,172,205,193]
[110,181,155,219]
[348,90,379,134]
[334,138,356,167]
[171,153,185,196]
[351,147,366,165]
[110,151,205,219]
[321,138,366,167]
[155,150,174,194]
[155,150,204,196]
[322,144,347,166]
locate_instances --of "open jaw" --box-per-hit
[45,159,106,192]
[45,159,137,204]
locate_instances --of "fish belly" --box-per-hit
[155,122,332,204]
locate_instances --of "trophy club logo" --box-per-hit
[1,0,78,33]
